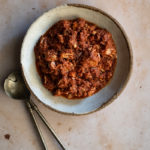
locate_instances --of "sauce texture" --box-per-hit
[34,18,117,99]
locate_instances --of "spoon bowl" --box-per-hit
[4,72,30,100]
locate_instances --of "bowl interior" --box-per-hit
[21,4,132,115]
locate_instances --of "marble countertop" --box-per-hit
[0,0,150,150]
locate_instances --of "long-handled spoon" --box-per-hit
[4,72,66,150]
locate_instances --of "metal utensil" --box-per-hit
[4,72,66,150]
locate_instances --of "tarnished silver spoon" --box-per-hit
[4,72,66,150]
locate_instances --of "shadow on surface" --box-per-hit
[0,35,24,91]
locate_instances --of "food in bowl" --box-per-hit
[34,18,117,99]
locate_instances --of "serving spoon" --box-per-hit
[4,72,66,150]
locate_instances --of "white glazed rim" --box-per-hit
[21,4,133,115]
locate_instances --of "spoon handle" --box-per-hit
[29,100,66,150]
[26,101,48,150]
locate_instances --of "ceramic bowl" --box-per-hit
[21,4,132,115]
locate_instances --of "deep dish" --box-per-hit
[34,18,117,99]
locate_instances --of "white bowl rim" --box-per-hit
[20,3,133,115]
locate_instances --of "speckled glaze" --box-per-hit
[21,4,132,115]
